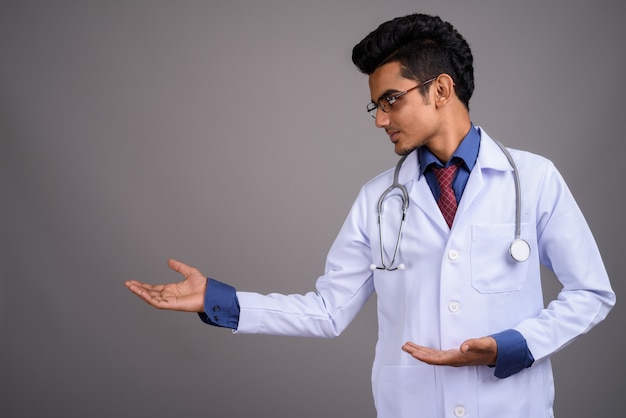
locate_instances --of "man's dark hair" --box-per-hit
[352,13,474,109]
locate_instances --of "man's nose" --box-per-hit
[374,110,390,128]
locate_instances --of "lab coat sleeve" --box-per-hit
[514,160,615,362]
[234,186,376,338]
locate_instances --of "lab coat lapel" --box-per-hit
[455,129,514,222]
[399,151,449,232]
[455,164,483,222]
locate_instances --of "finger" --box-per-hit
[402,341,422,351]
[135,288,174,309]
[125,283,156,305]
[125,281,165,299]
[125,280,163,293]
[403,342,438,356]
[125,279,151,290]
[126,282,150,298]
[401,343,417,355]
[402,343,435,360]
[125,281,145,294]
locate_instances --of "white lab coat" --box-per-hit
[235,128,615,418]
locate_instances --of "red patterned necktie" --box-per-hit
[432,164,459,228]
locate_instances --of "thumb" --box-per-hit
[460,338,481,353]
[168,258,194,278]
[461,337,496,353]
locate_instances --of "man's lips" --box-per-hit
[386,130,400,143]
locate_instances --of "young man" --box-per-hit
[126,13,615,417]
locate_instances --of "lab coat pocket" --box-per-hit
[470,224,530,294]
[377,364,438,417]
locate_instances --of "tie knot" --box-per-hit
[432,163,459,188]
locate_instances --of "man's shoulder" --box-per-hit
[477,127,553,169]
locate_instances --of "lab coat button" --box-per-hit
[454,406,466,417]
[448,250,459,260]
[448,302,460,313]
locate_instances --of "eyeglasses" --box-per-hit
[366,77,437,118]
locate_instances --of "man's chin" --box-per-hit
[395,144,418,156]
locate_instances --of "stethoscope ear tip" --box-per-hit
[370,263,406,271]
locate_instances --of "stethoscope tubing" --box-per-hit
[373,154,409,271]
[372,138,530,271]
[492,139,522,240]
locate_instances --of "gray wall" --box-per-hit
[1,1,624,417]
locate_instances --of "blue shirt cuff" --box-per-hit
[197,278,240,329]
[490,329,534,379]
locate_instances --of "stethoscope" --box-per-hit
[370,139,531,271]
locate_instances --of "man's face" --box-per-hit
[368,61,439,155]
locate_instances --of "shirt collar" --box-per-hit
[418,124,480,175]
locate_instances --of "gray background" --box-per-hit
[1,0,624,417]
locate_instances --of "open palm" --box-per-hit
[125,258,207,312]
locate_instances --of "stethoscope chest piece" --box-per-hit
[373,138,531,270]
[509,238,531,262]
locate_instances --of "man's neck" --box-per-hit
[428,115,472,163]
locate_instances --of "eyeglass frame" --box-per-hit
[366,77,437,118]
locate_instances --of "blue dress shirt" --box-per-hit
[418,123,480,204]
[198,279,240,329]
[199,124,534,378]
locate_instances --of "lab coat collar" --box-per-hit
[395,126,513,187]
[454,127,516,230]
[474,127,515,173]
[395,127,515,232]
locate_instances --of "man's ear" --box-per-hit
[434,74,455,107]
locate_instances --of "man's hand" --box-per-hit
[402,337,498,367]
[124,259,207,312]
